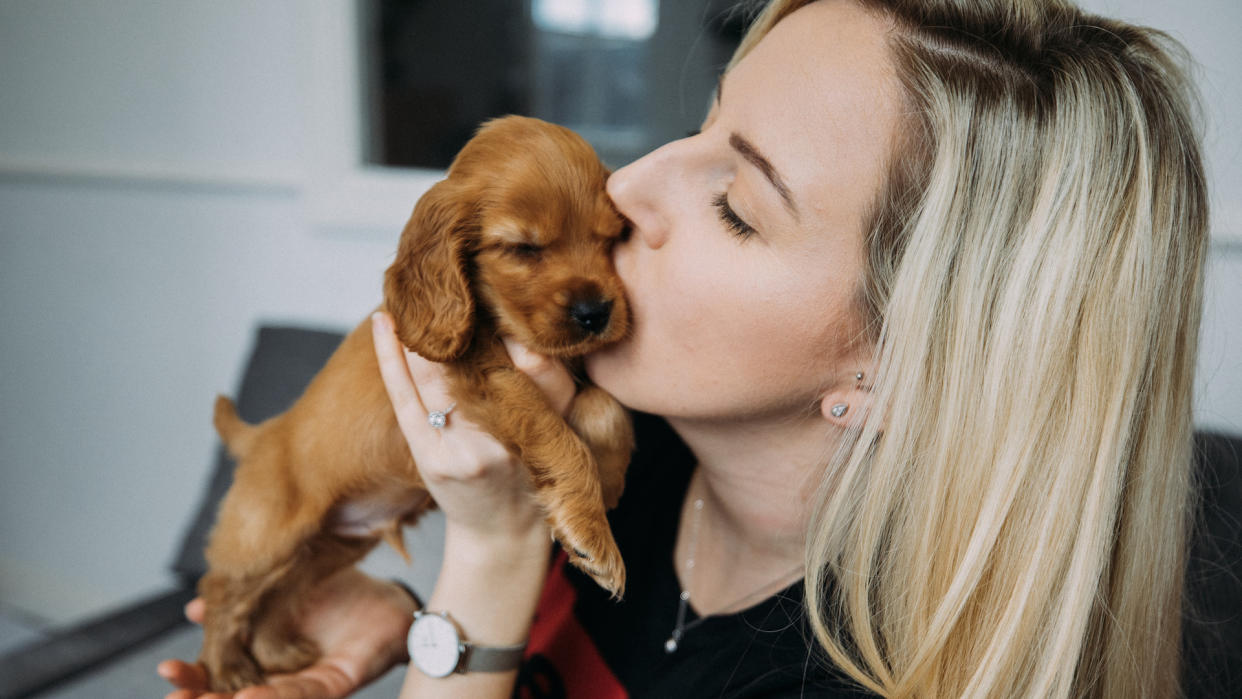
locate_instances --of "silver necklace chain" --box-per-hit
[665,493,805,654]
[665,497,704,653]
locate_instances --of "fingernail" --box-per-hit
[511,344,545,372]
[372,312,390,333]
[508,342,530,364]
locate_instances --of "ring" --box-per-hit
[427,403,456,429]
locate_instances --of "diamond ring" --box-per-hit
[427,403,456,429]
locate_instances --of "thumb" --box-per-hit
[503,338,576,416]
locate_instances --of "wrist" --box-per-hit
[389,576,424,610]
[425,524,552,648]
[442,519,552,571]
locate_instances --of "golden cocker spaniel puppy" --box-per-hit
[196,116,633,691]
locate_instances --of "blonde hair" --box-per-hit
[731,1,1209,697]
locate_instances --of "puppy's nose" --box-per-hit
[570,299,613,335]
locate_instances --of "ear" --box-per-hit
[383,178,476,361]
[819,371,875,429]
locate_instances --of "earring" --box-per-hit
[830,403,849,418]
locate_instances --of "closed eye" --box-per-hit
[508,242,543,258]
[712,192,757,240]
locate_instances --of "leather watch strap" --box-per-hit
[460,642,527,673]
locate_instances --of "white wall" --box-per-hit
[0,0,423,624]
[0,0,1239,626]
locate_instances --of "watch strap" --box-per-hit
[460,641,527,673]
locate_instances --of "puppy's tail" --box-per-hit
[213,395,257,459]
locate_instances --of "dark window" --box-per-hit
[361,0,747,170]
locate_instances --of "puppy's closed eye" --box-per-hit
[508,242,543,259]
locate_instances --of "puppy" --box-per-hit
[197,116,633,691]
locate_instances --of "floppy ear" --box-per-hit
[383,178,476,361]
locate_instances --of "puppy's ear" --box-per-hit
[383,179,476,361]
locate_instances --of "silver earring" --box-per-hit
[830,403,849,418]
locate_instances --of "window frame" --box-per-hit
[301,0,442,235]
[301,0,1241,250]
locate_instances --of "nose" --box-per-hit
[569,298,614,335]
[606,142,681,250]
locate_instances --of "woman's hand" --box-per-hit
[371,311,572,698]
[370,311,575,546]
[160,314,574,699]
[157,568,418,699]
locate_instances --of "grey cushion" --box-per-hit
[0,325,351,699]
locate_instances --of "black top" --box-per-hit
[514,412,872,698]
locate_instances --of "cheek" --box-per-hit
[605,256,778,370]
[679,269,833,376]
[592,244,860,406]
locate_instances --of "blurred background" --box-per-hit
[0,0,1238,676]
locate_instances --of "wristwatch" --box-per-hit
[407,610,527,677]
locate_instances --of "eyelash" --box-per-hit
[712,192,757,240]
[684,129,757,240]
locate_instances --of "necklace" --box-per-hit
[665,497,704,653]
[664,493,805,654]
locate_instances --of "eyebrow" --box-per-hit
[715,73,799,219]
[729,132,799,218]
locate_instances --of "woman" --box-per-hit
[160,0,1208,696]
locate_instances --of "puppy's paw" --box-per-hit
[253,629,321,675]
[553,519,626,599]
[204,647,266,692]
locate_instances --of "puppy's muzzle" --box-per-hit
[570,298,614,335]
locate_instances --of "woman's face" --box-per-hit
[586,0,900,425]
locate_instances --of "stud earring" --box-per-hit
[830,403,849,418]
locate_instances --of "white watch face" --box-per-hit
[408,612,461,678]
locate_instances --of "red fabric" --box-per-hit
[517,551,627,699]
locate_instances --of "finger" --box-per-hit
[184,597,205,624]
[371,312,428,437]
[503,338,576,416]
[234,685,286,699]
[373,311,469,446]
[239,661,356,699]
[402,348,459,426]
[158,659,208,689]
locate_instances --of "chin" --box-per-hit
[584,344,637,404]
[587,349,686,420]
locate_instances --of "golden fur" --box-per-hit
[196,116,633,691]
